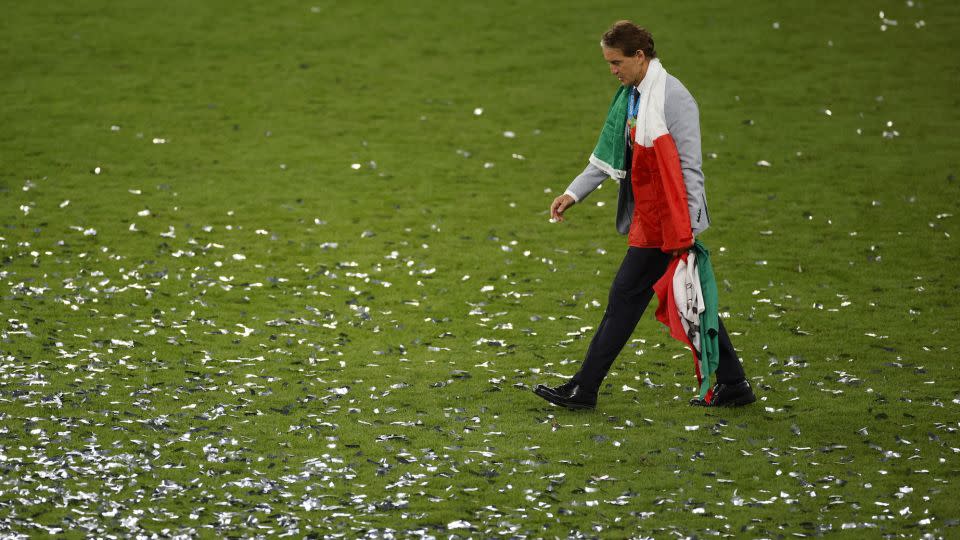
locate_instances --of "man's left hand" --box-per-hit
[668,240,694,258]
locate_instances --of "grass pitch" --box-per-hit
[2,0,959,538]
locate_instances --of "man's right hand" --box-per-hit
[550,194,576,222]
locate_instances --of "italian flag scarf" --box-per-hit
[588,58,670,181]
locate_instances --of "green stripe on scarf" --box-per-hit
[694,240,720,399]
[589,85,630,180]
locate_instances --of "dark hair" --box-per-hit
[601,20,657,59]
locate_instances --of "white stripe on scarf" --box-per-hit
[633,58,669,148]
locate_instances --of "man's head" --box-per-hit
[600,20,656,87]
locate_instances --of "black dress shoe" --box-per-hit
[690,380,756,407]
[534,381,597,410]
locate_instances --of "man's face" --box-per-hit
[603,46,646,87]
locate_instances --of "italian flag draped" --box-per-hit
[588,57,672,181]
[588,58,692,252]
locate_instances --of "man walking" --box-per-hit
[534,21,755,410]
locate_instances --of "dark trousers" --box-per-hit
[572,247,746,391]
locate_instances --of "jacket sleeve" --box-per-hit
[664,78,710,236]
[563,161,609,202]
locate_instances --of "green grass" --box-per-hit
[2,0,959,537]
